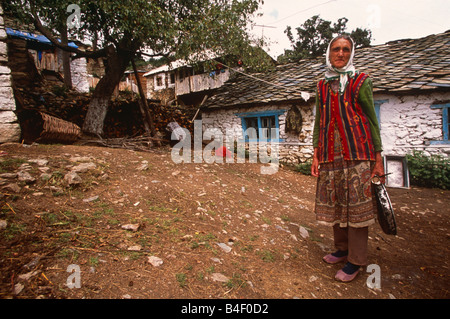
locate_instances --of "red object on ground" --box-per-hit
[215,146,232,158]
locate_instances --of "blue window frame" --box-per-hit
[430,103,450,145]
[374,99,388,129]
[236,110,285,142]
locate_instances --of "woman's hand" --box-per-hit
[371,152,385,183]
[311,148,320,177]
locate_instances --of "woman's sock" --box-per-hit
[342,262,360,274]
[331,250,348,258]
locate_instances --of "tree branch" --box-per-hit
[29,1,107,59]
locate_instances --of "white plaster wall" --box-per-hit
[376,92,450,157]
[70,56,90,93]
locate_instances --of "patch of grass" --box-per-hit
[225,273,247,290]
[57,248,80,261]
[1,222,26,240]
[0,157,27,173]
[107,218,120,226]
[176,273,187,288]
[261,216,272,225]
[239,200,253,209]
[258,249,275,262]
[241,244,254,252]
[89,256,99,267]
[93,202,116,217]
[190,241,200,249]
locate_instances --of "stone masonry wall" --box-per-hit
[201,103,316,165]
[201,90,450,165]
[377,91,450,157]
[0,5,20,143]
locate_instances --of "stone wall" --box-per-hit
[377,91,450,157]
[70,54,90,93]
[55,47,90,93]
[201,103,316,165]
[0,5,20,143]
[145,73,176,105]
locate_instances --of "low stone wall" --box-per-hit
[0,5,20,143]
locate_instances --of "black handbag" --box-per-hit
[372,176,397,235]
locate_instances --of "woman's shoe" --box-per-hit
[335,262,360,282]
[323,251,348,264]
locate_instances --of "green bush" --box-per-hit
[51,85,68,98]
[296,160,312,176]
[406,151,450,190]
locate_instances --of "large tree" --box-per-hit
[5,0,271,136]
[277,15,372,64]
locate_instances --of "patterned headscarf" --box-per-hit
[325,35,356,94]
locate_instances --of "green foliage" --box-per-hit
[295,160,312,176]
[406,151,450,190]
[51,85,69,97]
[5,0,272,71]
[0,157,27,173]
[278,15,372,63]
[176,273,187,288]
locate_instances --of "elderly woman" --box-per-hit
[311,35,384,282]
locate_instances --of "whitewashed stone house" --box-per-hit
[200,31,450,186]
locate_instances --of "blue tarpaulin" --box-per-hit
[6,28,78,49]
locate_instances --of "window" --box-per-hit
[260,116,276,140]
[430,103,450,144]
[374,99,388,129]
[244,117,259,140]
[236,110,285,142]
[155,73,165,90]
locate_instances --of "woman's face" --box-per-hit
[329,38,352,69]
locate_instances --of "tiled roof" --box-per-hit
[203,30,450,110]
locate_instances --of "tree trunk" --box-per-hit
[59,25,72,89]
[131,58,156,136]
[82,45,133,136]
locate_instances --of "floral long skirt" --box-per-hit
[314,130,377,228]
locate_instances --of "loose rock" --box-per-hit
[299,226,309,239]
[64,171,82,185]
[3,183,20,193]
[211,273,229,282]
[147,256,163,267]
[28,159,48,166]
[128,245,142,251]
[72,162,96,173]
[17,170,35,184]
[216,242,232,253]
[121,223,140,232]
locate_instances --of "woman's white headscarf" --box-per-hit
[325,35,356,94]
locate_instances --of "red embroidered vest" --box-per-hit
[316,73,376,164]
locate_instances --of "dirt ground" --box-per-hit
[0,142,449,300]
